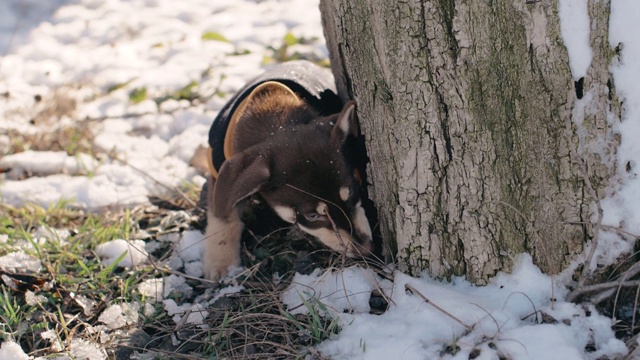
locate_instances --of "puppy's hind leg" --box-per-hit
[202,175,243,282]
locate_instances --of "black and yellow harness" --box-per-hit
[207,60,342,179]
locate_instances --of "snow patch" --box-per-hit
[69,338,106,360]
[40,330,63,352]
[98,303,139,330]
[0,341,29,360]
[25,290,47,306]
[282,266,381,315]
[138,274,193,303]
[95,239,149,268]
[0,251,42,273]
[558,0,592,79]
[603,1,640,238]
[0,151,99,178]
[315,255,626,359]
[176,230,204,263]
[163,299,208,325]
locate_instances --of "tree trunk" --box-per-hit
[320,0,619,283]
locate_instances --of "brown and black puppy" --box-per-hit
[203,68,373,282]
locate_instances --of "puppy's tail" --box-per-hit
[190,145,211,175]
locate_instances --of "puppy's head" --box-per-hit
[212,100,373,257]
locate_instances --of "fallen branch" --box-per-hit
[566,280,640,302]
[405,283,472,330]
[578,158,604,288]
[109,153,197,208]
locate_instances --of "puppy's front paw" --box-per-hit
[203,251,241,282]
[202,216,243,282]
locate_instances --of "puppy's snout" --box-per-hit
[345,227,372,258]
[349,201,373,256]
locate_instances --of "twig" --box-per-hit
[590,288,616,304]
[624,333,640,360]
[577,158,604,288]
[608,253,640,282]
[470,303,501,335]
[601,225,640,240]
[166,268,219,285]
[632,283,640,330]
[503,291,539,324]
[567,280,640,302]
[551,276,556,310]
[405,283,472,330]
[608,261,640,318]
[109,153,196,208]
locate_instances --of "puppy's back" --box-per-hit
[231,84,320,155]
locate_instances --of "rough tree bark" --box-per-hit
[320,0,620,283]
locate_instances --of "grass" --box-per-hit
[0,187,377,359]
[0,17,365,358]
[4,123,95,159]
[0,199,167,357]
[262,32,330,68]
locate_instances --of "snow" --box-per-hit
[0,151,98,178]
[0,342,29,360]
[95,239,149,268]
[163,299,208,325]
[72,294,97,316]
[1,0,640,359]
[98,303,139,330]
[25,290,47,306]
[558,0,592,80]
[0,251,42,273]
[138,274,194,303]
[559,0,640,274]
[40,330,63,353]
[285,256,627,359]
[33,226,70,243]
[603,1,640,238]
[68,338,106,360]
[176,230,204,263]
[282,266,383,315]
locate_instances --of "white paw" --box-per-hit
[202,215,243,282]
[202,255,241,282]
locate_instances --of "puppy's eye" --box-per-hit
[304,212,321,222]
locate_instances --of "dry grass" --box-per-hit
[0,186,387,359]
[563,229,640,357]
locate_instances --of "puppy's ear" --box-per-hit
[212,149,270,218]
[331,101,359,144]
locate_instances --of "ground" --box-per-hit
[1,1,639,359]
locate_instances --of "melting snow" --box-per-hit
[0,342,29,360]
[95,239,149,268]
[1,0,639,359]
[98,303,140,330]
[0,251,42,273]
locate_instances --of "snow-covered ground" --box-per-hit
[1,0,639,359]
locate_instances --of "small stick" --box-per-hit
[577,158,604,288]
[110,153,197,208]
[601,225,640,240]
[405,283,472,330]
[567,280,640,302]
[632,283,640,330]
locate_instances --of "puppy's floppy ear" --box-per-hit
[331,101,359,144]
[212,149,270,218]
